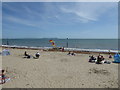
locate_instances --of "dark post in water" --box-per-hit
[7,39,9,45]
[66,38,68,48]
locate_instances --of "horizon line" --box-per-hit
[1,38,118,39]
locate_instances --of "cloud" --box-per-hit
[23,6,41,17]
[2,3,20,12]
[3,3,41,18]
[3,2,117,27]
[2,2,117,39]
[2,3,46,27]
[23,6,32,13]
[5,16,38,27]
[60,7,97,23]
[60,2,116,23]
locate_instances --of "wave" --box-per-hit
[1,45,53,50]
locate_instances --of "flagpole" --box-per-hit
[7,38,9,45]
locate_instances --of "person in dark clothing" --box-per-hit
[24,51,31,58]
[24,51,28,56]
[62,47,64,52]
[35,52,40,59]
[67,51,71,55]
[101,55,105,60]
[1,70,6,84]
[96,55,102,64]
[71,52,76,56]
[109,54,112,58]
[89,55,96,62]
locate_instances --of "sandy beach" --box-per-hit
[1,47,118,88]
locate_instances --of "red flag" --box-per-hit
[49,40,53,42]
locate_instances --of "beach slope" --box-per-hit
[2,48,118,88]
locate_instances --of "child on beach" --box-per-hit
[109,54,112,58]
[0,69,11,84]
[0,70,7,84]
[62,47,64,52]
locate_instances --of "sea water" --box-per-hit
[2,39,118,50]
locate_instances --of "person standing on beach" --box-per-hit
[62,47,64,52]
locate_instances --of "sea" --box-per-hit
[1,39,118,51]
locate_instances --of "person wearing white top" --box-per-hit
[35,52,40,58]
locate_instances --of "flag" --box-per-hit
[49,40,56,47]
[49,40,54,42]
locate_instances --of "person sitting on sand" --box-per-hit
[24,51,31,59]
[1,70,7,84]
[89,55,96,62]
[67,51,71,55]
[35,52,40,59]
[24,51,28,56]
[109,54,112,58]
[96,55,105,64]
[67,51,76,56]
[96,55,102,64]
[71,52,76,56]
[101,55,105,60]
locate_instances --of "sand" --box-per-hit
[1,48,119,88]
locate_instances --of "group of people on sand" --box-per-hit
[24,51,40,59]
[89,54,112,64]
[67,51,76,56]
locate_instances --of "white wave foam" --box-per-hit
[64,48,119,53]
[1,45,119,53]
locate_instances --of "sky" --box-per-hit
[0,1,2,39]
[2,2,118,39]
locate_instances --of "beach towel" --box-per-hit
[101,60,105,64]
[2,49,10,56]
[104,60,111,64]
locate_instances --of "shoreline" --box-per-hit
[1,45,119,55]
